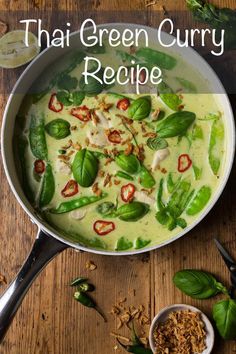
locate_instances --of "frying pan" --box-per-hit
[0,23,235,341]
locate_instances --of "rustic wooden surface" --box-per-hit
[0,0,235,353]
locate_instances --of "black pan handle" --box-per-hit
[0,228,68,342]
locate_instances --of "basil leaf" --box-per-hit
[115,237,133,251]
[72,149,99,187]
[139,165,155,188]
[116,202,149,222]
[115,171,134,181]
[156,210,170,225]
[135,237,151,249]
[173,269,227,299]
[147,137,168,151]
[45,119,71,140]
[72,91,85,105]
[57,74,78,91]
[157,81,173,94]
[213,299,236,340]
[192,124,203,140]
[96,201,116,215]
[56,90,73,106]
[29,113,48,160]
[186,186,211,216]
[167,172,181,193]
[79,67,104,96]
[115,153,140,174]
[160,93,182,111]
[156,111,196,138]
[176,218,187,229]
[167,180,192,218]
[175,77,197,93]
[39,164,55,208]
[127,96,151,121]
[208,116,224,175]
[135,47,177,70]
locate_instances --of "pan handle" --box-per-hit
[0,228,68,342]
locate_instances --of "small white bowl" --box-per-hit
[149,304,214,354]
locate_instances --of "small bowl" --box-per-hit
[149,304,214,354]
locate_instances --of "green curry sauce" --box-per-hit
[15,43,226,252]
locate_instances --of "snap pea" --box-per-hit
[107,202,149,222]
[115,237,133,251]
[208,116,224,175]
[29,113,48,160]
[50,193,108,214]
[115,171,134,181]
[135,47,177,70]
[39,164,55,208]
[167,181,192,218]
[134,237,151,249]
[139,165,155,188]
[96,201,116,215]
[157,178,165,211]
[74,291,106,322]
[167,172,181,193]
[186,186,212,215]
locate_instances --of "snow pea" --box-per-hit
[208,117,224,175]
[115,171,134,181]
[138,165,155,188]
[135,47,177,70]
[186,186,212,215]
[29,113,48,160]
[160,93,182,111]
[50,193,108,214]
[167,172,181,193]
[39,164,55,208]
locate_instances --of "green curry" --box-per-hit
[15,43,226,251]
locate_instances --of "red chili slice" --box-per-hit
[70,105,91,122]
[48,93,63,112]
[121,183,136,203]
[116,98,130,111]
[178,154,192,173]
[34,159,45,174]
[108,130,122,144]
[61,180,79,197]
[93,220,115,236]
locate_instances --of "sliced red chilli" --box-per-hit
[93,220,115,236]
[61,180,79,197]
[34,159,45,174]
[116,98,130,111]
[70,105,91,122]
[178,154,192,173]
[48,93,63,112]
[121,183,136,202]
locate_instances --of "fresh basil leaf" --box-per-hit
[56,90,73,106]
[156,210,169,225]
[57,74,78,91]
[186,186,211,216]
[208,116,224,175]
[135,237,151,249]
[156,111,196,138]
[39,164,55,208]
[173,269,227,299]
[160,93,182,111]
[175,77,197,93]
[18,136,35,202]
[45,119,71,140]
[115,153,140,174]
[136,47,177,70]
[115,171,134,181]
[213,299,236,340]
[167,180,192,218]
[96,201,116,215]
[116,202,149,222]
[139,165,155,188]
[115,237,133,251]
[72,91,85,105]
[147,137,168,151]
[72,149,99,187]
[127,96,151,121]
[79,67,104,96]
[176,218,187,229]
[29,113,48,160]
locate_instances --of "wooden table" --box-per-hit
[0,0,235,353]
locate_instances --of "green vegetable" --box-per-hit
[78,283,95,292]
[74,291,106,322]
[58,149,66,154]
[175,77,197,93]
[136,47,177,70]
[96,201,116,215]
[116,49,137,63]
[86,43,106,54]
[176,218,187,229]
[29,113,48,160]
[50,193,107,214]
[208,116,224,175]
[186,186,211,215]
[70,277,88,286]
[167,173,181,193]
[186,0,236,50]
[45,119,71,139]
[116,237,133,251]
[147,137,168,151]
[127,96,151,121]
[39,164,55,208]
[57,74,78,91]
[192,124,203,140]
[56,90,73,106]
[72,91,85,105]
[167,181,193,218]
[160,93,182,111]
[18,136,34,202]
[156,111,196,138]
[72,149,99,187]
[213,299,236,340]
[114,202,149,222]
[115,171,134,181]
[135,237,151,249]
[139,165,155,188]
[79,67,104,96]
[117,322,152,353]
[193,165,202,180]
[157,178,165,211]
[115,153,140,174]
[173,269,228,299]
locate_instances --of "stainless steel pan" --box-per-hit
[0,24,235,341]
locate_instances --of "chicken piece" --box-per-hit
[87,128,108,147]
[151,148,170,171]
[94,110,111,129]
[70,209,87,220]
[134,191,155,207]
